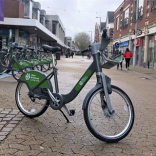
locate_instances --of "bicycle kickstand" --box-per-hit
[59,105,75,123]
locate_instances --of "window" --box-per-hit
[45,21,49,30]
[52,21,57,34]
[68,42,71,47]
[37,10,40,21]
[40,16,45,25]
[23,0,32,19]
[116,17,119,31]
[139,0,144,7]
[124,8,129,19]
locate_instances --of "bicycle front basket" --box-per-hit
[101,53,122,69]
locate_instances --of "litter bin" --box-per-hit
[143,63,146,68]
[56,52,60,60]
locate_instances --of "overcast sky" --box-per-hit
[35,0,123,41]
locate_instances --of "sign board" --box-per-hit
[154,34,156,43]
[114,42,119,47]
[0,0,4,21]
[133,29,142,36]
[136,38,141,46]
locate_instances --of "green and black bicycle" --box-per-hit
[15,29,134,143]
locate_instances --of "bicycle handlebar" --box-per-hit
[99,29,110,52]
[81,45,91,54]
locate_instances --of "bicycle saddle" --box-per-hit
[42,44,61,53]
[27,47,35,51]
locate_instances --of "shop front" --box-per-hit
[119,41,129,53]
[0,29,15,49]
[148,34,156,69]
[132,37,145,66]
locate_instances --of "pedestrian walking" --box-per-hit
[123,48,133,70]
[71,51,74,58]
[117,51,123,70]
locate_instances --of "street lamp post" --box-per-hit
[96,17,101,41]
[133,0,139,68]
[89,31,92,43]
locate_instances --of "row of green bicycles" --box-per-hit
[0,42,56,80]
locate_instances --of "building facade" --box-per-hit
[0,0,69,49]
[114,0,156,69]
[105,11,114,57]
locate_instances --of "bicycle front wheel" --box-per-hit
[84,85,134,143]
[15,82,49,118]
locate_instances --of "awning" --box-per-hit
[0,18,68,48]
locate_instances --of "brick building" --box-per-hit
[94,23,100,43]
[113,0,156,69]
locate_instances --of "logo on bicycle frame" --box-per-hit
[79,76,88,86]
[25,73,30,80]
[75,70,92,91]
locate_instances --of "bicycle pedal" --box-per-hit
[69,110,75,116]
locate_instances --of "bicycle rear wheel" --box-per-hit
[15,82,49,118]
[84,85,134,143]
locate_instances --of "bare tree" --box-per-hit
[74,32,90,51]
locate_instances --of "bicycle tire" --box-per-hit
[15,82,49,118]
[83,85,134,143]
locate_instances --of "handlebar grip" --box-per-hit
[102,29,107,38]
[81,48,89,54]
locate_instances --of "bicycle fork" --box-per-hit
[98,72,115,117]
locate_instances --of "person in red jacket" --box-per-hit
[123,48,133,70]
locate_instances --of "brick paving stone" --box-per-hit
[9,121,19,124]
[0,121,7,125]
[6,124,16,128]
[12,117,23,121]
[0,132,9,135]
[0,136,6,141]
[2,118,12,121]
[2,127,13,132]
[6,115,15,118]
[0,108,24,144]
[0,114,6,118]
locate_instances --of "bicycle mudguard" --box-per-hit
[30,59,41,66]
[19,70,52,90]
[82,83,102,110]
[12,60,33,70]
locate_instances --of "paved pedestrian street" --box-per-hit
[0,55,156,156]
